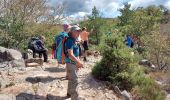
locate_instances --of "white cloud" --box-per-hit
[129,0,156,8]
[164,1,170,9]
[102,2,122,17]
[51,0,169,19]
[60,12,90,24]
[69,12,90,18]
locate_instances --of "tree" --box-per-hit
[87,6,104,45]
[0,0,64,51]
[159,5,170,24]
[118,3,134,26]
[143,31,170,71]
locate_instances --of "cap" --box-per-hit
[70,25,81,32]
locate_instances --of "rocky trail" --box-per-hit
[0,55,119,100]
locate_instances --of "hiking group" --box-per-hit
[28,24,90,100]
[124,33,142,48]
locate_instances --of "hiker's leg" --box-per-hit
[39,52,42,58]
[32,49,36,58]
[66,64,69,80]
[66,63,79,100]
[43,49,48,62]
[83,41,88,61]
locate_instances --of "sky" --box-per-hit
[50,0,170,23]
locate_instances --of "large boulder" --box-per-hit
[0,46,22,62]
[0,46,25,70]
[8,49,22,60]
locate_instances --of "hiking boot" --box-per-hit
[44,60,50,63]
[66,93,71,98]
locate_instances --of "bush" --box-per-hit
[92,32,138,90]
[92,32,165,99]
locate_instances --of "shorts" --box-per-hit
[83,41,89,51]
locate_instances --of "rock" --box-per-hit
[26,63,41,67]
[0,47,8,62]
[0,94,15,100]
[7,49,22,60]
[114,86,131,100]
[0,78,10,89]
[94,51,100,57]
[16,93,34,100]
[36,83,49,96]
[0,62,12,71]
[0,47,25,71]
[139,59,156,69]
[25,58,43,67]
[11,59,25,67]
[114,86,122,96]
[121,90,131,100]
[0,46,22,62]
[0,60,25,71]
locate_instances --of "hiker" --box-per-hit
[28,36,48,62]
[65,25,83,100]
[80,27,89,61]
[125,34,134,48]
[54,24,71,59]
[53,24,71,80]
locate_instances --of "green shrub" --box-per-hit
[92,32,165,99]
[92,32,138,90]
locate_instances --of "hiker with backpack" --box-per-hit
[53,24,71,61]
[64,25,83,99]
[28,36,48,62]
[53,24,71,80]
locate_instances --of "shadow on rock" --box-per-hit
[16,93,68,100]
[44,67,65,73]
[25,76,57,84]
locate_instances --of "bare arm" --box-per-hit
[67,49,83,68]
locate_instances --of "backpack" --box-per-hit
[54,32,69,64]
[28,37,45,51]
[28,37,39,50]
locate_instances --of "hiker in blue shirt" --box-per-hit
[125,34,134,48]
[64,25,83,100]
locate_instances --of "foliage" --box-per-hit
[118,4,163,35]
[92,32,165,99]
[80,6,105,45]
[92,32,139,90]
[143,31,170,71]
[0,0,64,51]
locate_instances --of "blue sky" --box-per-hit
[50,0,170,20]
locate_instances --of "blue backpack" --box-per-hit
[54,32,69,64]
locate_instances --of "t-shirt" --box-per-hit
[64,37,79,63]
[59,31,68,37]
[80,31,89,41]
